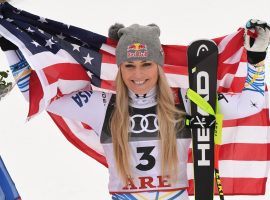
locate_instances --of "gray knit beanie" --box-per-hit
[108,23,164,66]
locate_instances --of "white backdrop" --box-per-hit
[0,0,270,199]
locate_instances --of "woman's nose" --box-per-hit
[133,67,143,78]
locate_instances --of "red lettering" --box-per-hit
[122,178,138,190]
[157,175,171,187]
[122,175,172,190]
[138,176,156,189]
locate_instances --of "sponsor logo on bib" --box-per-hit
[129,114,158,133]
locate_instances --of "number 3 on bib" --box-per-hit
[136,146,156,171]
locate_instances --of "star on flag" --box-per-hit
[45,38,55,48]
[83,53,94,65]
[38,17,48,23]
[71,44,80,52]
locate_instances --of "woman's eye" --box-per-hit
[124,64,134,68]
[142,63,152,67]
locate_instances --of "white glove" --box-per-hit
[244,19,270,52]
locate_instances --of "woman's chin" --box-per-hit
[130,88,149,95]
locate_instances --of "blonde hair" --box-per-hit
[110,65,185,184]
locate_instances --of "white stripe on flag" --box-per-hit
[219,160,270,178]
[100,63,118,80]
[218,30,240,54]
[165,73,189,88]
[28,50,78,70]
[222,126,269,144]
[56,79,91,94]
[100,43,116,55]
[37,69,51,108]
[235,62,248,76]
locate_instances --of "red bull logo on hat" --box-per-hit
[127,43,148,51]
[127,43,148,58]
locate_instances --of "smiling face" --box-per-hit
[120,60,159,95]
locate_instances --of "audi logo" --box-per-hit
[129,114,159,134]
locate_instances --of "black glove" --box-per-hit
[0,35,18,51]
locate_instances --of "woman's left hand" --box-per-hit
[244,19,270,64]
[244,19,270,52]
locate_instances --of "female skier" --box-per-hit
[0,19,269,200]
[49,20,269,199]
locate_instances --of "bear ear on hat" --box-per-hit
[147,23,161,36]
[108,23,125,40]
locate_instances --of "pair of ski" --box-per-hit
[187,39,224,200]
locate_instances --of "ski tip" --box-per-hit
[188,39,217,47]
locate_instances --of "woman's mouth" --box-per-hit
[132,80,148,85]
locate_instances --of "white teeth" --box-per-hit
[134,80,146,85]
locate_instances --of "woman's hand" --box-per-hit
[244,19,270,65]
[0,35,17,51]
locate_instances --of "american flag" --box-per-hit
[0,2,269,196]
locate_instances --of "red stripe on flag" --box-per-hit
[28,70,44,117]
[217,77,246,93]
[220,143,270,160]
[227,77,246,93]
[217,63,242,80]
[43,63,90,84]
[100,80,115,91]
[162,45,187,66]
[163,65,188,75]
[102,52,116,64]
[48,112,108,167]
[106,38,117,47]
[188,177,267,195]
